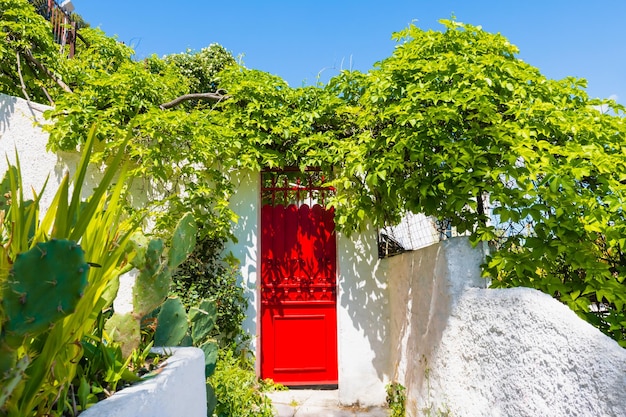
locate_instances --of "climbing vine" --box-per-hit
[1,1,625,345]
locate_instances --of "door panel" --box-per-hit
[260,169,337,386]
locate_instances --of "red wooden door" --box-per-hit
[260,169,337,386]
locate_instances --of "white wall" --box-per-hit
[388,237,626,417]
[81,347,207,417]
[0,93,84,208]
[223,169,260,354]
[336,227,390,406]
[226,173,392,406]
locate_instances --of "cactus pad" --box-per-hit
[154,297,188,347]
[168,213,197,269]
[189,299,216,344]
[2,239,89,341]
[103,312,140,358]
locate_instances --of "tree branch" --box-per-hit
[159,92,229,110]
[15,51,32,104]
[76,31,90,48]
[22,49,73,94]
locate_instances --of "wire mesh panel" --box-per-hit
[377,213,464,258]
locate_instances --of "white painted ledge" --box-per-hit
[81,347,207,417]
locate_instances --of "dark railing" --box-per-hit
[29,0,76,57]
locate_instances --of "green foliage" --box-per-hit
[386,382,406,417]
[0,0,66,102]
[209,348,273,417]
[158,44,237,97]
[71,332,146,412]
[0,127,139,416]
[315,20,626,346]
[171,232,248,347]
[43,28,237,243]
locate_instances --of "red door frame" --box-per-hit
[259,168,338,386]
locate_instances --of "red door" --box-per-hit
[260,169,337,386]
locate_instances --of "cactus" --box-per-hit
[132,213,197,318]
[154,298,188,347]
[190,299,217,343]
[132,238,168,318]
[154,297,218,378]
[1,239,89,346]
[107,213,197,358]
[103,312,141,358]
[0,356,28,409]
[168,213,197,269]
[0,239,88,407]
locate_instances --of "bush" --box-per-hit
[170,232,249,348]
[209,348,274,417]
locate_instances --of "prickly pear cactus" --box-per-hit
[0,355,28,409]
[189,299,216,343]
[168,212,197,269]
[132,238,169,318]
[103,312,141,358]
[1,239,89,345]
[131,213,197,319]
[154,297,218,377]
[154,297,188,347]
[107,213,198,358]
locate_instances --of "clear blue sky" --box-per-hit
[71,0,624,104]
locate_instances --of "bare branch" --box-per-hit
[40,84,55,106]
[16,51,32,103]
[159,92,230,110]
[76,31,90,48]
[22,49,73,94]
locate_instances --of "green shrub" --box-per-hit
[386,382,406,417]
[171,231,248,348]
[209,348,273,417]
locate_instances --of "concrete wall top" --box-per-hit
[81,347,207,417]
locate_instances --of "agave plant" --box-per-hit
[0,125,140,416]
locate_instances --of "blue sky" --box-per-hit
[71,0,624,104]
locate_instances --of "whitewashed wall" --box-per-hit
[225,171,391,406]
[223,169,260,353]
[387,237,626,417]
[0,94,84,208]
[6,93,624,414]
[81,347,207,417]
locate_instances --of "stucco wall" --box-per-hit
[225,172,391,406]
[0,94,84,208]
[224,169,261,353]
[336,227,390,406]
[388,237,626,417]
[81,347,207,417]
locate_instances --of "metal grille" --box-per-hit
[261,168,334,207]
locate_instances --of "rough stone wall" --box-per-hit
[388,238,626,417]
